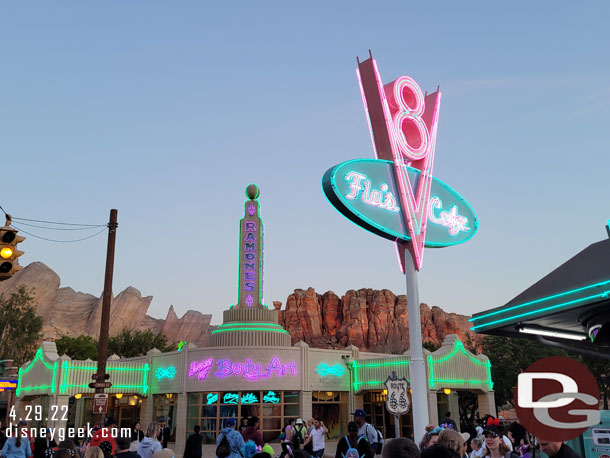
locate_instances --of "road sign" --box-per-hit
[88,382,112,389]
[91,374,110,380]
[385,376,410,415]
[93,393,108,414]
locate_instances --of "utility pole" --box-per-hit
[92,209,118,426]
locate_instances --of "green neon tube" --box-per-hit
[470,279,610,323]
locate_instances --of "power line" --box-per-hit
[11,216,104,227]
[13,221,106,231]
[10,224,108,243]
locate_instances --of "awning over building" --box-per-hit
[17,342,149,398]
[470,237,610,342]
[351,335,492,394]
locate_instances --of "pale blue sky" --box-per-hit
[3,1,609,324]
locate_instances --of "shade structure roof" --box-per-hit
[470,237,610,341]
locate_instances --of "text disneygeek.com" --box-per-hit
[5,424,131,443]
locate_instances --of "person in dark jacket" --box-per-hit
[183,426,202,458]
[131,423,144,444]
[33,433,57,458]
[156,419,170,449]
[538,440,582,458]
[241,417,263,448]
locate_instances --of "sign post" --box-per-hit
[385,372,410,439]
[93,393,108,415]
[322,52,479,442]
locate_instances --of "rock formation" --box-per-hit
[0,262,212,347]
[0,263,479,353]
[277,287,479,353]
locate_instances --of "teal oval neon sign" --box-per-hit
[322,159,478,248]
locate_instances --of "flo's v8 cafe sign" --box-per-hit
[322,55,478,267]
[323,159,477,247]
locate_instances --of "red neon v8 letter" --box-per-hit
[357,58,441,270]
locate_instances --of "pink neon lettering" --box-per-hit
[244,232,256,242]
[244,253,256,261]
[244,243,255,252]
[245,222,257,231]
[247,204,256,216]
[428,197,470,236]
[211,357,298,381]
[344,171,399,213]
[188,358,214,380]
[244,282,255,291]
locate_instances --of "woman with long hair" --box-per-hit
[482,426,515,458]
[437,429,468,458]
[1,424,32,458]
[137,422,162,458]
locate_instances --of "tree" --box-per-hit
[482,335,567,409]
[108,328,176,358]
[423,341,441,352]
[55,335,98,360]
[573,351,610,410]
[0,286,44,365]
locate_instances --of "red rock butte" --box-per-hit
[0,262,479,353]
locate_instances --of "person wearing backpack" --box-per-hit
[352,410,382,454]
[292,419,306,449]
[216,418,245,458]
[335,422,372,458]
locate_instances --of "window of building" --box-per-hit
[187,390,299,444]
[311,391,347,439]
[364,390,413,439]
[153,394,178,444]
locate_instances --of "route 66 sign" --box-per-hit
[385,377,410,415]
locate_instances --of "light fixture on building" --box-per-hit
[518,325,586,341]
[382,389,388,395]
[138,398,143,403]
[129,396,136,406]
[444,389,451,395]
[75,393,82,399]
[326,392,333,397]
[115,394,123,399]
[133,395,138,399]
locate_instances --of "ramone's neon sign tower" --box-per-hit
[322,53,478,440]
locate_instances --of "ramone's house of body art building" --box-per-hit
[15,186,496,455]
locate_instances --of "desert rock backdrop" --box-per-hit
[0,262,478,353]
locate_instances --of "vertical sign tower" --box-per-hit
[210,184,291,347]
[236,184,265,309]
[322,53,478,441]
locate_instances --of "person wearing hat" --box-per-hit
[352,409,379,452]
[292,419,306,449]
[481,425,518,458]
[89,417,117,455]
[157,418,170,449]
[216,418,244,458]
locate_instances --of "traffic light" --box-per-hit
[0,226,25,280]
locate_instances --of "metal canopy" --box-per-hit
[470,237,610,342]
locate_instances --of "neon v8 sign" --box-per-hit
[322,56,478,268]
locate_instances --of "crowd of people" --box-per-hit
[0,412,584,458]
[0,417,176,458]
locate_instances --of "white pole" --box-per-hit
[405,247,430,443]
